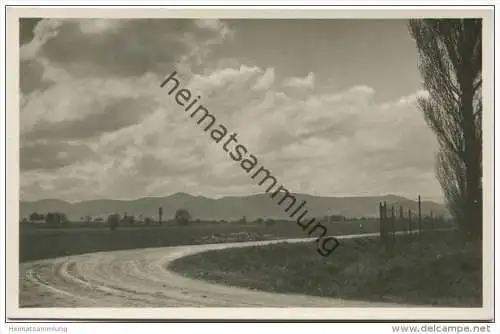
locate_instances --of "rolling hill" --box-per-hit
[20,192,448,222]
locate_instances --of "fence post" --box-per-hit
[399,205,403,235]
[391,206,396,242]
[379,202,383,244]
[408,208,412,236]
[385,202,392,254]
[383,202,387,248]
[418,195,422,242]
[381,201,390,254]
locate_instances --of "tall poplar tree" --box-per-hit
[409,19,482,240]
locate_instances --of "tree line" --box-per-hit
[23,208,351,230]
[23,212,70,225]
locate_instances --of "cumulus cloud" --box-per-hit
[252,68,275,91]
[19,18,441,202]
[21,142,97,171]
[282,72,315,89]
[78,19,122,34]
[20,18,231,91]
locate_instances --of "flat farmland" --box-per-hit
[18,218,416,262]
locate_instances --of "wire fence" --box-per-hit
[379,195,451,255]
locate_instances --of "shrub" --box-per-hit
[45,212,69,225]
[107,213,121,231]
[174,209,191,225]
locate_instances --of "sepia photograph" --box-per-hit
[5,6,494,321]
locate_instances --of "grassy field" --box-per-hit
[20,223,275,262]
[19,218,451,263]
[20,219,372,262]
[169,230,481,307]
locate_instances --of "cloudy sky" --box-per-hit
[19,18,442,203]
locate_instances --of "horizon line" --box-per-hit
[20,191,445,204]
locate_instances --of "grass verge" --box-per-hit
[168,230,481,307]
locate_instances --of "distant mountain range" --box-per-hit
[20,192,449,222]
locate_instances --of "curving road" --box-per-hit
[20,233,407,307]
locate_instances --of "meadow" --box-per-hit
[20,218,416,262]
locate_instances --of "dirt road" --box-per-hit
[20,234,404,307]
